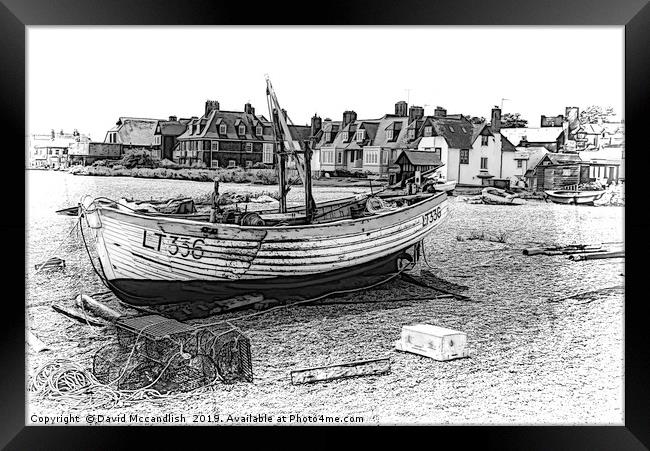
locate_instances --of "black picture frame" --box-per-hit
[5,0,648,448]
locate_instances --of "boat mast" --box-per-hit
[267,81,287,213]
[265,76,316,221]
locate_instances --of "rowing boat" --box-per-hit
[544,190,605,205]
[481,187,525,206]
[78,77,450,308]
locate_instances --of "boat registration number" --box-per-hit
[141,230,204,259]
[422,206,442,226]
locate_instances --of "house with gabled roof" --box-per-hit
[104,117,163,157]
[175,100,309,169]
[153,116,190,161]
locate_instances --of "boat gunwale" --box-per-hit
[92,192,447,232]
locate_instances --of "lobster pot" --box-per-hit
[395,324,468,361]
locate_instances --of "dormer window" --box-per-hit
[239,125,246,135]
[481,135,489,146]
[386,129,394,141]
[424,126,433,137]
[408,129,415,140]
[341,132,348,142]
[325,132,331,142]
[256,125,263,136]
[220,124,227,135]
[355,130,365,141]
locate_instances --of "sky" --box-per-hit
[27,26,624,141]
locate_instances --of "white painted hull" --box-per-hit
[83,193,449,305]
[544,190,605,205]
[433,181,457,192]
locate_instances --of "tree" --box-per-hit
[501,113,528,128]
[579,105,615,125]
[464,115,486,124]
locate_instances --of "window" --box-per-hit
[203,140,210,151]
[517,160,523,168]
[322,150,334,164]
[355,130,365,141]
[153,135,161,146]
[432,147,441,159]
[562,168,572,176]
[245,142,253,152]
[408,129,415,140]
[211,159,219,168]
[337,152,343,164]
[386,129,394,141]
[341,132,348,142]
[424,126,433,137]
[325,132,331,142]
[63,149,68,155]
[220,124,227,134]
[228,160,236,168]
[55,149,59,155]
[381,150,389,165]
[480,157,488,169]
[238,125,246,135]
[363,151,378,165]
[460,149,469,164]
[481,135,489,146]
[211,141,218,151]
[256,126,263,136]
[263,143,273,163]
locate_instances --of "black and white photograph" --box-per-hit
[24,24,627,427]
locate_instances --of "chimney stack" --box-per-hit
[244,103,255,115]
[491,106,502,132]
[395,101,408,117]
[409,106,424,123]
[205,100,220,116]
[342,110,357,127]
[169,115,177,121]
[434,106,447,118]
[311,114,322,137]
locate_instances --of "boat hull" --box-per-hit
[544,190,605,205]
[433,181,457,193]
[83,193,449,306]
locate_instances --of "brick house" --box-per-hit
[175,100,311,169]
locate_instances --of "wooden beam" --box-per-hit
[52,303,106,327]
[569,250,625,261]
[290,357,391,385]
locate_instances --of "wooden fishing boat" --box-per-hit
[481,187,525,205]
[544,190,605,205]
[78,77,450,307]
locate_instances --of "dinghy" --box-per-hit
[77,77,449,307]
[544,190,605,205]
[481,187,525,205]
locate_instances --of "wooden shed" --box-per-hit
[389,150,444,185]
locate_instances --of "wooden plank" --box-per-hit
[569,250,625,261]
[52,303,106,327]
[290,357,391,385]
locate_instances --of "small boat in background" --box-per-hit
[544,190,605,205]
[481,187,525,205]
[431,180,457,193]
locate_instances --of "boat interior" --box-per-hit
[97,190,442,227]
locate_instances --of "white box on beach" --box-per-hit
[394,324,468,361]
